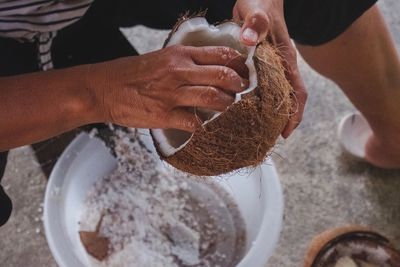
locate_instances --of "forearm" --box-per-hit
[0,64,101,151]
[0,45,251,151]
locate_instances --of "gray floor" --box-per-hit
[1,1,400,266]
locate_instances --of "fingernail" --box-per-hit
[242,28,258,44]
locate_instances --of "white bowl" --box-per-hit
[44,131,283,267]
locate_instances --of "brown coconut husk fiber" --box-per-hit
[152,18,294,176]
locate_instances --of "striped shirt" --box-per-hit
[0,0,93,70]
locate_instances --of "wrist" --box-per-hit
[82,62,113,124]
[40,64,105,128]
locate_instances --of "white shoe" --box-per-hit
[337,113,373,160]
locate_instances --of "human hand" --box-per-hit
[233,0,308,138]
[89,45,249,132]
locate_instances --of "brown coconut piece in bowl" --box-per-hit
[151,16,293,176]
[304,225,400,267]
[79,215,110,261]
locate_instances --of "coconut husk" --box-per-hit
[303,225,400,267]
[163,42,292,176]
[153,17,293,176]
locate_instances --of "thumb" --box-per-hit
[240,10,270,46]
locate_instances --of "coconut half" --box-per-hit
[151,16,293,176]
[303,226,400,267]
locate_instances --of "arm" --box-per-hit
[0,64,97,151]
[233,0,308,138]
[0,45,248,151]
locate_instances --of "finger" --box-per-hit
[240,10,270,46]
[175,86,235,112]
[166,108,202,132]
[183,65,249,93]
[189,46,249,78]
[277,37,307,138]
[233,6,241,23]
[281,82,307,138]
[265,22,307,138]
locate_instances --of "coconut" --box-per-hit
[79,215,109,261]
[151,15,293,176]
[303,226,400,267]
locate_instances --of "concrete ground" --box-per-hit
[1,1,400,266]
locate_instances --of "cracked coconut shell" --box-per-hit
[151,16,293,176]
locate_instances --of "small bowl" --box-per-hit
[44,131,284,267]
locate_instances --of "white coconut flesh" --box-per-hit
[151,17,258,157]
[314,232,399,267]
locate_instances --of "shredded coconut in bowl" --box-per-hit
[79,129,246,267]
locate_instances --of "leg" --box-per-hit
[296,5,400,168]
